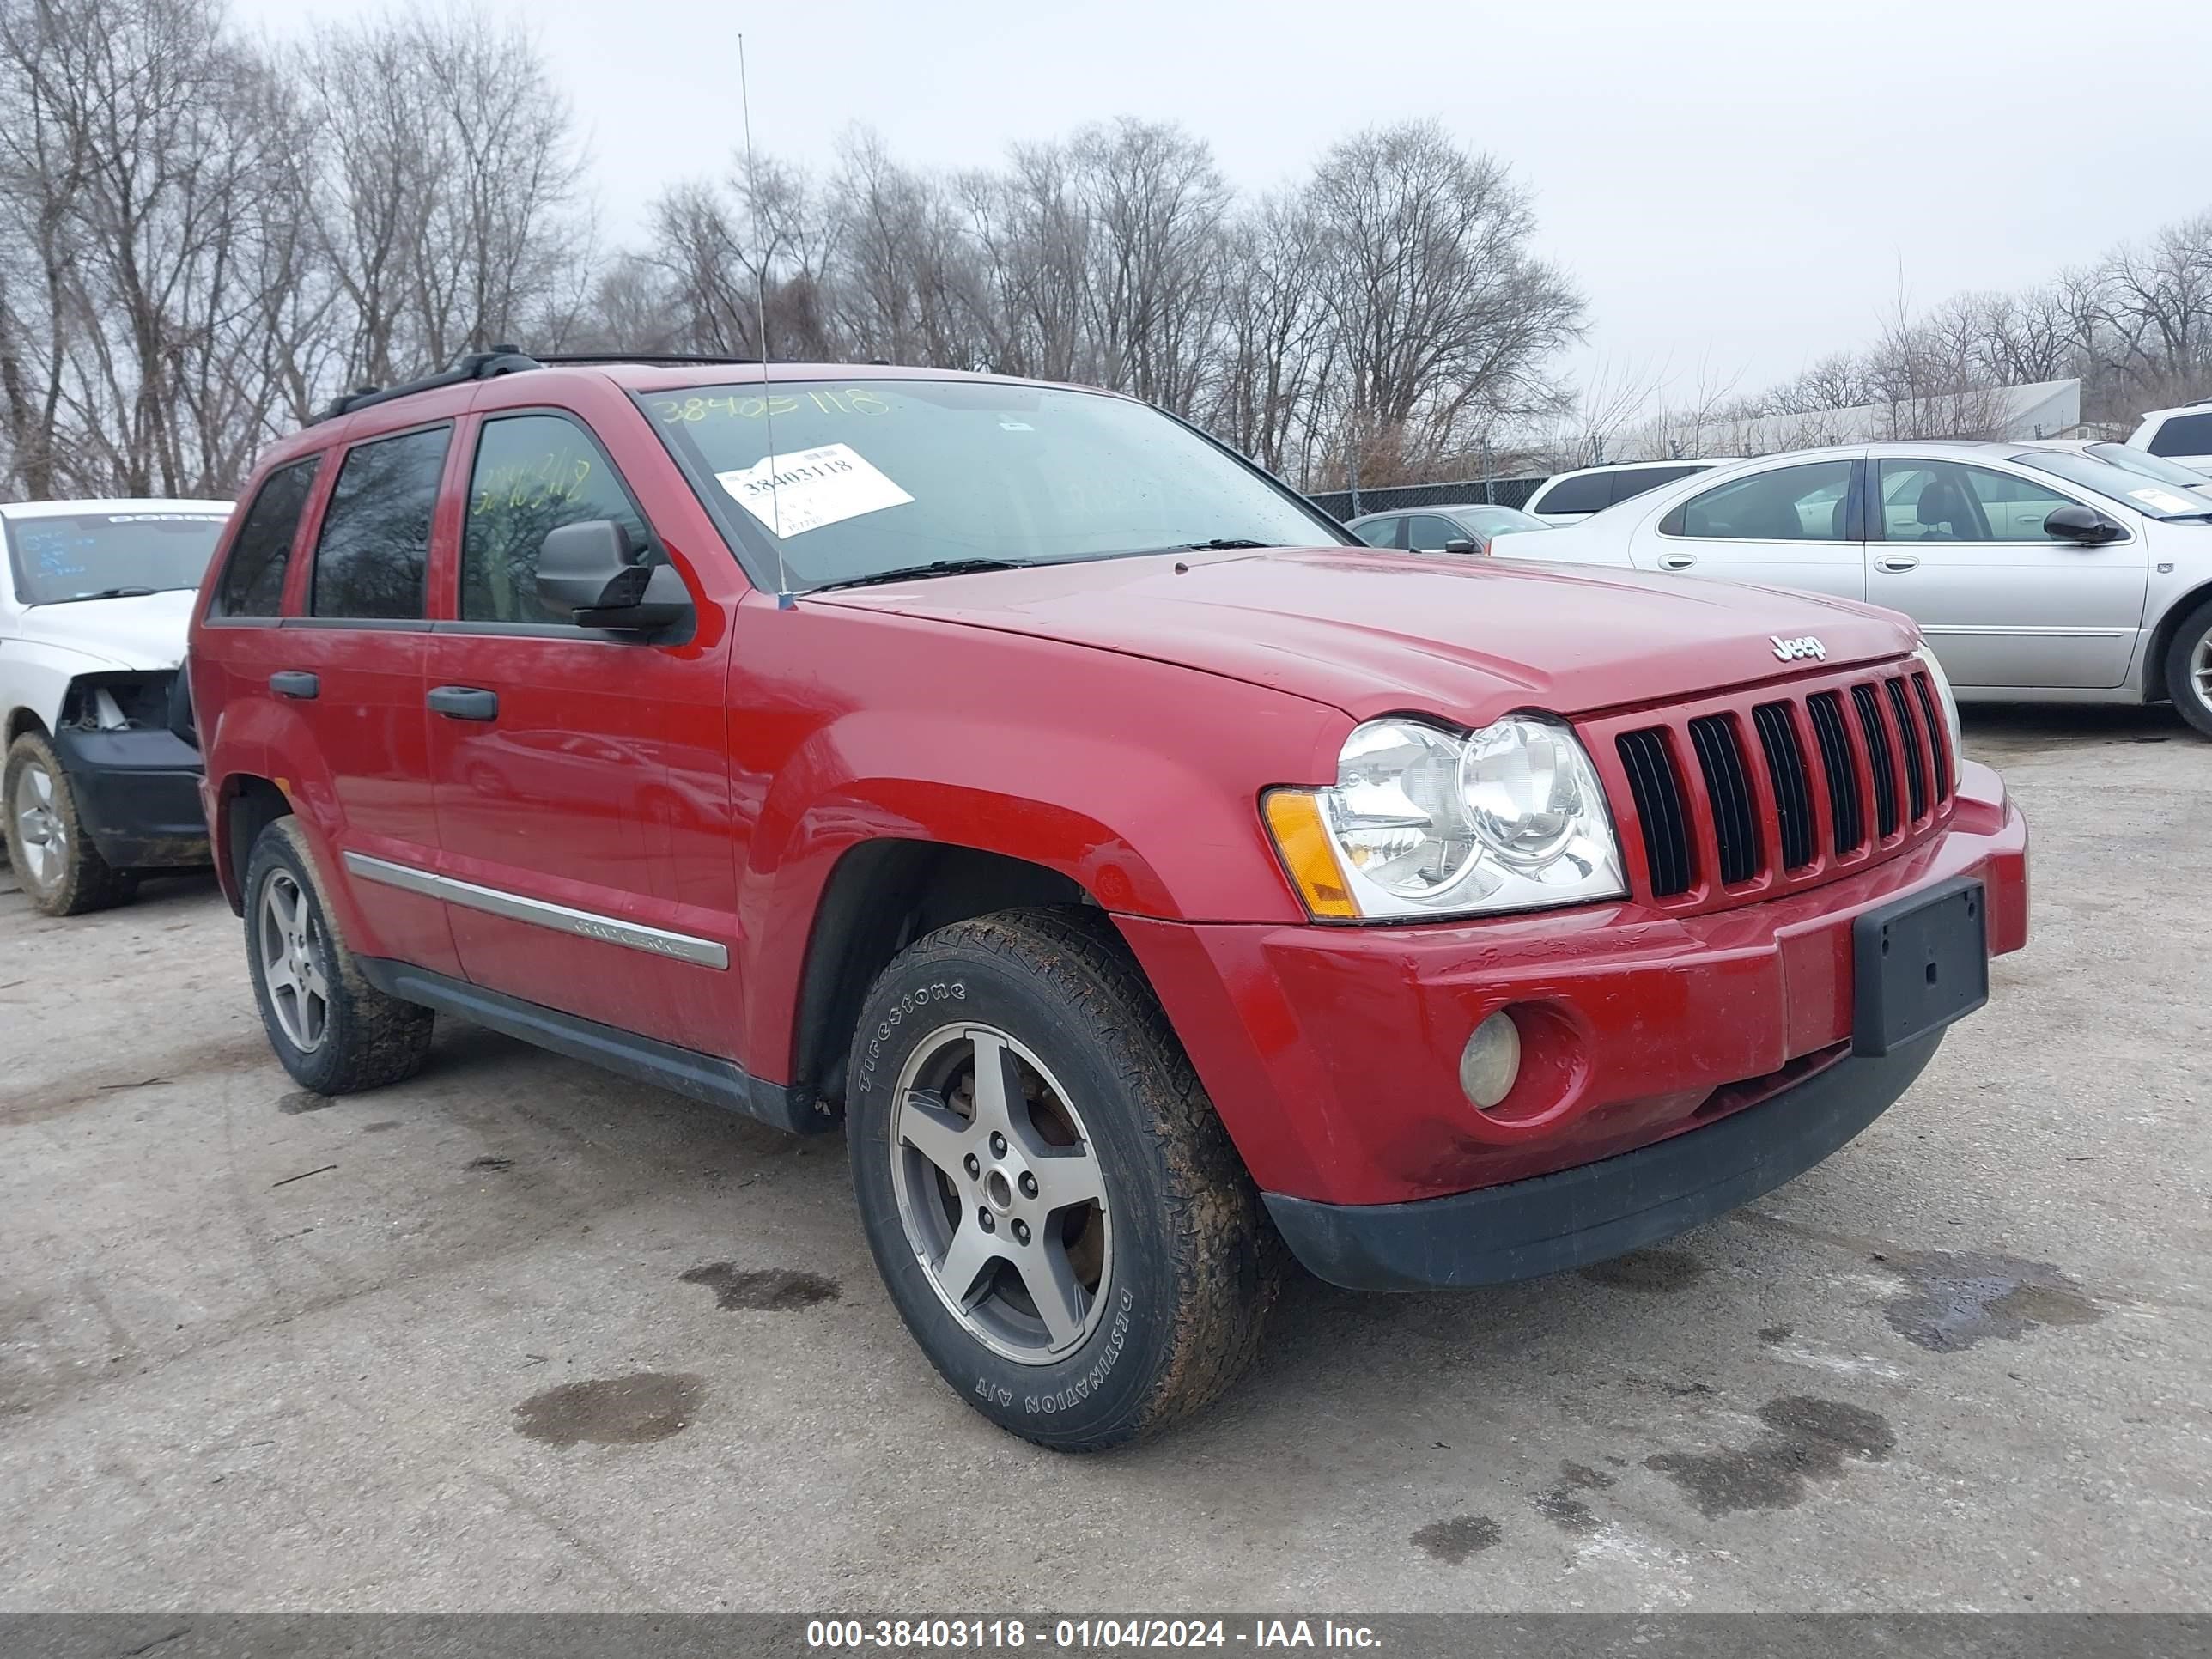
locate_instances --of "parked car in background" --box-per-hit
[1494,441,2212,734]
[3,499,230,914]
[1522,459,1740,524]
[2126,399,2212,476]
[1346,502,1552,554]
[187,352,2026,1449]
[2031,438,2212,501]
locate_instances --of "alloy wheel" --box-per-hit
[890,1023,1113,1364]
[10,759,65,896]
[258,869,331,1052]
[2192,629,2212,716]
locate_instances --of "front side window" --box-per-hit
[647,380,1342,591]
[462,415,651,623]
[310,427,449,619]
[214,460,319,617]
[1879,459,2079,543]
[1677,460,1853,541]
[8,507,230,607]
[1406,514,1466,550]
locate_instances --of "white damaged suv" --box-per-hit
[3,498,232,914]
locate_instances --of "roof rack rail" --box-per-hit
[309,345,543,424]
[532,352,764,368]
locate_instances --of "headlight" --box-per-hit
[1912,644,1963,788]
[1264,714,1627,921]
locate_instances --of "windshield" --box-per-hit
[2013,448,2212,519]
[5,510,230,605]
[1456,506,1551,536]
[645,379,1342,590]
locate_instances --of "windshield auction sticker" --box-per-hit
[716,442,914,538]
[2129,486,2199,515]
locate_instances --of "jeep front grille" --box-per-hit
[1595,663,1954,909]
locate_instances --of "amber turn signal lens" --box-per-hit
[1262,789,1359,921]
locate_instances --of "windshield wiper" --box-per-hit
[1175,538,1275,551]
[51,586,161,603]
[808,557,1036,593]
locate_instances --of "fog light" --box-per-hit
[1459,1011,1522,1110]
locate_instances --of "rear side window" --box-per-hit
[1610,464,1702,503]
[1530,473,1613,515]
[2147,412,2212,457]
[1351,516,1401,548]
[462,414,651,624]
[214,459,320,617]
[310,426,449,620]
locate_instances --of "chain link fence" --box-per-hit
[1306,474,1548,520]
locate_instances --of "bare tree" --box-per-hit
[1304,121,1583,482]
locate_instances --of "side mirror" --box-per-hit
[536,520,692,633]
[2043,504,2125,544]
[1443,538,1483,556]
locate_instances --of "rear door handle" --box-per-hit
[268,671,319,700]
[1875,554,1921,573]
[1657,552,1697,570]
[427,685,499,721]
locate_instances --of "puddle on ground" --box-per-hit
[1411,1514,1501,1565]
[512,1372,705,1448]
[680,1262,841,1311]
[1646,1394,1894,1517]
[1879,1249,2103,1352]
[1531,1459,1617,1535]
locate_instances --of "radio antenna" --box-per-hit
[737,33,793,605]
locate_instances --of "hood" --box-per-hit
[810,547,1917,724]
[9,587,197,672]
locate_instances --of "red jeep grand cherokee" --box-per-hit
[187,351,2027,1449]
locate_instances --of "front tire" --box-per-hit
[2163,596,2212,738]
[4,732,136,916]
[846,908,1281,1451]
[244,817,434,1093]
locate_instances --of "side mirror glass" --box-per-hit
[2043,503,2124,544]
[536,520,692,633]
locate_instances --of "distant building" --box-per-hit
[1692,378,2085,458]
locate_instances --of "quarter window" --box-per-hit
[214,459,320,617]
[309,427,448,620]
[462,414,652,623]
[1677,461,1854,541]
[1878,459,2079,543]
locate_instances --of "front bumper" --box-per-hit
[1267,1034,1938,1289]
[52,726,210,868]
[1115,760,2027,1249]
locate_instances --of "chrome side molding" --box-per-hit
[343,852,729,970]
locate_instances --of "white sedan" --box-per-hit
[1492,441,2212,735]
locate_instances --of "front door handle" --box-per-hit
[268,671,319,700]
[1875,554,1922,573]
[427,685,499,721]
[1657,551,1698,570]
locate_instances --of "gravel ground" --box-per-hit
[2,703,2206,1613]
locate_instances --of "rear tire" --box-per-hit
[4,732,137,917]
[2163,597,2212,739]
[244,817,434,1093]
[845,907,1281,1451]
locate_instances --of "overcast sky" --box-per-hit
[234,0,2212,401]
